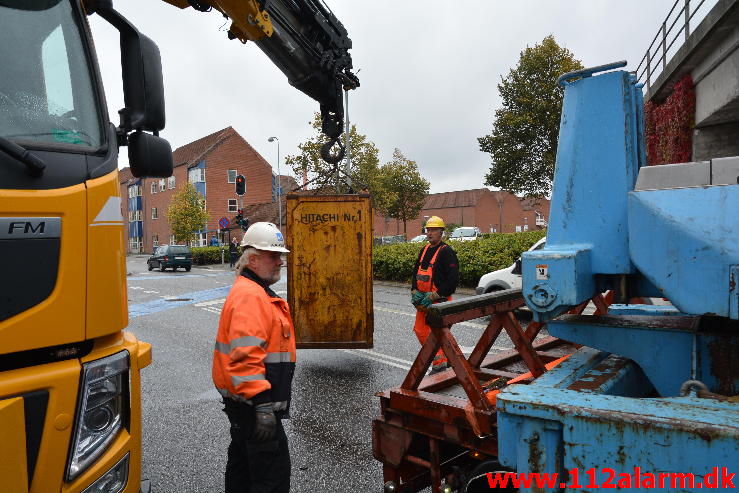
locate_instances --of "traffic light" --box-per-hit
[234,209,248,231]
[235,174,246,196]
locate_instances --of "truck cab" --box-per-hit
[0,1,171,491]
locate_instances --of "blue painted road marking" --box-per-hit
[128,278,287,318]
[129,286,231,318]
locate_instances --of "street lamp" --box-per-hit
[268,136,281,231]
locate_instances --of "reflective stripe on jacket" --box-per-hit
[212,271,296,416]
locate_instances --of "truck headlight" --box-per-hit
[67,351,129,481]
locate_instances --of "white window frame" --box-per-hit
[152,235,159,247]
[169,234,176,245]
[228,199,237,213]
[129,236,142,253]
[227,170,237,183]
[152,207,158,220]
[159,179,166,192]
[188,167,205,183]
[168,176,175,189]
[151,182,157,194]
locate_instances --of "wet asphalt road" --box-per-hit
[125,256,521,493]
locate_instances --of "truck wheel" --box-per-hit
[185,266,191,272]
[159,262,166,272]
[147,263,153,271]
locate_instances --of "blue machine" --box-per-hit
[498,62,739,492]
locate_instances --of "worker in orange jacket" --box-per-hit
[411,216,459,374]
[213,222,295,493]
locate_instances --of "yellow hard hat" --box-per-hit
[425,216,445,228]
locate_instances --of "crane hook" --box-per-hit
[320,137,345,164]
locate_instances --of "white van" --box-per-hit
[475,237,546,294]
[449,226,483,241]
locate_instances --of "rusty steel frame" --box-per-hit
[373,289,612,493]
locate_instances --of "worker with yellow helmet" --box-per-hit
[410,216,460,374]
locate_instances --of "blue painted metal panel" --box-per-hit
[497,347,739,492]
[547,316,739,397]
[607,304,681,316]
[523,69,644,320]
[732,265,739,320]
[629,185,739,319]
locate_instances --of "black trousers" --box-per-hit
[229,252,238,267]
[222,399,291,493]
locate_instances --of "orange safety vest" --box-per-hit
[416,243,446,296]
[212,274,296,415]
[414,243,451,366]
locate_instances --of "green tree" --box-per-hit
[284,113,381,195]
[478,35,583,197]
[167,182,210,244]
[375,149,430,236]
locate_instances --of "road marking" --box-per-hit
[143,290,159,294]
[338,349,410,371]
[194,298,227,307]
[129,286,231,318]
[127,272,230,281]
[354,349,415,366]
[129,286,143,290]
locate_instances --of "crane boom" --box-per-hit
[162,0,360,163]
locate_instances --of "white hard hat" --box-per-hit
[241,222,289,253]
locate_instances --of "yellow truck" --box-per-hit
[0,1,357,491]
[0,1,172,491]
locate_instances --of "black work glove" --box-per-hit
[253,403,276,442]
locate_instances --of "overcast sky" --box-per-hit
[88,1,713,194]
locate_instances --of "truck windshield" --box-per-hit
[0,0,103,149]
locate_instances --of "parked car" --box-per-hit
[147,244,193,272]
[373,235,406,246]
[449,226,483,241]
[409,234,427,242]
[476,237,546,294]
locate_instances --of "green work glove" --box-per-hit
[420,291,441,309]
[411,290,426,307]
[253,403,277,442]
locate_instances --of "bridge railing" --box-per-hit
[636,0,719,91]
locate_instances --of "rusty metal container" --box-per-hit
[286,193,373,348]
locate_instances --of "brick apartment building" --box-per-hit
[120,126,286,253]
[373,188,550,238]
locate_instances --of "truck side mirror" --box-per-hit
[512,258,522,275]
[128,131,173,178]
[91,2,166,132]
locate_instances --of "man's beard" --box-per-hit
[264,270,281,285]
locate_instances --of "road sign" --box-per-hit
[219,217,230,229]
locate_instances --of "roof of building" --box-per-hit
[172,126,236,168]
[424,188,490,209]
[243,197,285,226]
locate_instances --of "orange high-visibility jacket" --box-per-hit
[212,270,296,415]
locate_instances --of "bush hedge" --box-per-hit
[372,230,546,287]
[191,246,238,265]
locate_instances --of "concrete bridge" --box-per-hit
[640,0,739,160]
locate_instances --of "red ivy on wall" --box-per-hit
[644,74,696,165]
